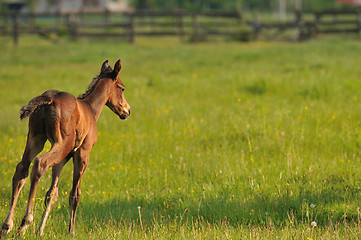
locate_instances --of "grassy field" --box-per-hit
[1,36,361,239]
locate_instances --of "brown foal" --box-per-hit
[0,60,130,237]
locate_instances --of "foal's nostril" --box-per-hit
[128,109,131,115]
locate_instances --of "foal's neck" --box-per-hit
[82,79,111,121]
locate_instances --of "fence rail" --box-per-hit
[0,9,360,44]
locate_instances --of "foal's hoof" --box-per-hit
[0,223,13,238]
[0,228,11,238]
[36,228,45,237]
[68,227,76,236]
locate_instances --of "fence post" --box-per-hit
[175,11,185,42]
[192,13,199,42]
[104,9,110,23]
[293,10,302,41]
[5,2,25,46]
[129,14,135,43]
[11,11,19,45]
[253,12,261,41]
[66,14,79,41]
[314,12,321,37]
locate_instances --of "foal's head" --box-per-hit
[102,60,131,120]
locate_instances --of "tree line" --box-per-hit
[0,0,353,13]
[130,0,349,11]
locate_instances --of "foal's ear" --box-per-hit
[113,59,121,77]
[101,60,110,73]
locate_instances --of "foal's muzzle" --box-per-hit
[119,108,130,119]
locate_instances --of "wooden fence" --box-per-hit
[247,9,361,41]
[0,9,243,43]
[0,9,360,44]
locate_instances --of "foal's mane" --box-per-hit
[77,66,113,99]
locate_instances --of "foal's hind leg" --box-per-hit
[1,133,46,237]
[37,155,71,236]
[18,143,73,235]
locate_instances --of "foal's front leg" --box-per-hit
[69,149,89,235]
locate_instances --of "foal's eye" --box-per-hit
[116,84,125,92]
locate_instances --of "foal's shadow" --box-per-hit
[79,180,359,229]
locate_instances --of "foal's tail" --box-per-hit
[20,95,53,120]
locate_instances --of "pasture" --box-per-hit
[1,36,361,239]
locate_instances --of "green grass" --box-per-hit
[1,36,361,239]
